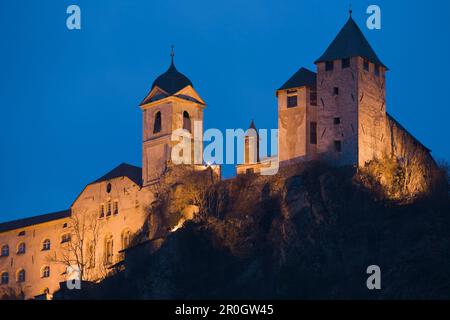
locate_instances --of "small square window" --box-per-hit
[333,87,339,96]
[334,117,341,125]
[334,140,342,152]
[342,58,350,68]
[325,61,334,71]
[287,95,297,108]
[363,59,370,71]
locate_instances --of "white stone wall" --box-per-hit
[0,176,155,299]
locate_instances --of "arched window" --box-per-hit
[17,269,25,283]
[183,111,191,133]
[99,204,105,218]
[106,200,112,217]
[104,235,114,265]
[42,239,51,251]
[1,272,8,285]
[113,201,119,215]
[153,111,162,134]
[17,243,25,255]
[1,245,9,257]
[121,230,131,250]
[41,266,50,278]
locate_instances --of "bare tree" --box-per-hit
[47,209,101,281]
[0,285,25,300]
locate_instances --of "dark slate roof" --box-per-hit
[91,163,142,186]
[0,209,71,233]
[278,67,317,91]
[315,17,387,69]
[386,113,431,152]
[141,61,193,105]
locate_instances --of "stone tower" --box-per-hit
[140,53,205,185]
[244,120,259,164]
[314,15,388,167]
[277,67,318,164]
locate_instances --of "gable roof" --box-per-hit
[0,209,71,233]
[315,16,387,69]
[278,67,317,91]
[90,163,142,187]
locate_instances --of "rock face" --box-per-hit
[63,162,450,299]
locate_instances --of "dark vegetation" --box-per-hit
[56,161,450,299]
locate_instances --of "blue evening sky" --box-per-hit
[0,0,449,222]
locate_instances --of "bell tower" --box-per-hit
[139,48,206,185]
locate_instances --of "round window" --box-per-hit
[106,183,112,193]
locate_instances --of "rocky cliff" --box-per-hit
[57,161,450,299]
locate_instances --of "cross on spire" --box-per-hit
[170,45,175,64]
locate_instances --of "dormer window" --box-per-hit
[363,59,370,71]
[342,58,350,69]
[287,95,297,108]
[325,61,334,71]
